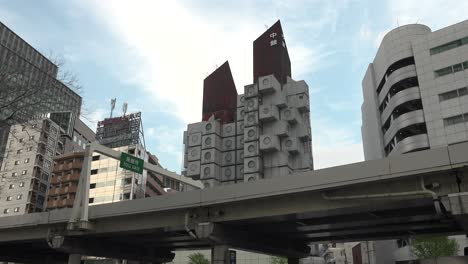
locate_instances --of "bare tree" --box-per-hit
[0,50,85,167]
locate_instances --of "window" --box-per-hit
[21,170,27,175]
[19,182,25,187]
[21,126,26,131]
[434,61,468,77]
[11,172,17,177]
[18,138,23,143]
[453,63,463,72]
[27,146,32,152]
[29,135,35,140]
[430,36,468,55]
[6,196,12,201]
[91,169,98,175]
[16,149,22,154]
[89,198,94,203]
[14,207,19,213]
[439,87,468,101]
[24,158,30,164]
[9,184,14,189]
[78,139,81,146]
[73,135,77,142]
[16,194,22,200]
[92,155,100,161]
[435,66,454,77]
[444,114,466,126]
[3,208,9,214]
[14,160,19,165]
[90,183,96,189]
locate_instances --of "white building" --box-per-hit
[360,20,468,263]
[362,20,468,159]
[0,118,62,216]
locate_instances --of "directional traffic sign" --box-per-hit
[119,152,144,174]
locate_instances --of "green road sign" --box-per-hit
[120,152,144,174]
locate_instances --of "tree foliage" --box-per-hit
[188,252,210,264]
[412,236,459,259]
[270,256,287,264]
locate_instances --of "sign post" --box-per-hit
[119,152,144,174]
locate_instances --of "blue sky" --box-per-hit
[1,0,467,172]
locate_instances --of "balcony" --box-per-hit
[51,173,81,184]
[54,161,83,172]
[49,185,78,196]
[47,198,75,209]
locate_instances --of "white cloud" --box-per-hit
[146,125,185,170]
[311,116,364,169]
[81,107,106,130]
[388,0,468,31]
[74,1,361,170]
[75,1,339,126]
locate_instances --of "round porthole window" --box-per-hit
[248,145,255,152]
[206,123,212,131]
[263,137,271,145]
[248,161,255,168]
[262,78,270,86]
[225,169,232,177]
[204,152,211,160]
[247,129,255,138]
[285,140,292,147]
[205,137,212,146]
[203,167,211,176]
[190,149,198,157]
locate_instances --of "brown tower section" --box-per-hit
[202,61,238,124]
[253,20,291,84]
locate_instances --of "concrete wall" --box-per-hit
[420,256,468,264]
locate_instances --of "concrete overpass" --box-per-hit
[1,142,468,263]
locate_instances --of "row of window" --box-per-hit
[8,182,25,189]
[430,36,468,55]
[3,194,23,201]
[444,112,468,126]
[3,207,20,214]
[10,170,28,177]
[439,87,468,102]
[0,24,57,74]
[434,61,468,77]
[13,158,30,165]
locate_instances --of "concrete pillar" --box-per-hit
[68,253,81,264]
[211,245,229,264]
[288,258,299,264]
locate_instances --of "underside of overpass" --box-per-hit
[0,142,468,263]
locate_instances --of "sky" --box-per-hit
[1,0,467,172]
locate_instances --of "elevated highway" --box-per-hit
[1,142,468,263]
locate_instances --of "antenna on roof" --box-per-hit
[397,18,399,27]
[415,19,419,24]
[264,24,269,29]
[110,98,116,118]
[122,102,128,116]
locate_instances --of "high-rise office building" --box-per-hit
[360,20,468,263]
[182,20,313,187]
[0,113,94,216]
[0,21,82,168]
[362,20,468,160]
[0,118,63,216]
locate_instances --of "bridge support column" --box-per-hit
[67,253,81,264]
[211,245,229,264]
